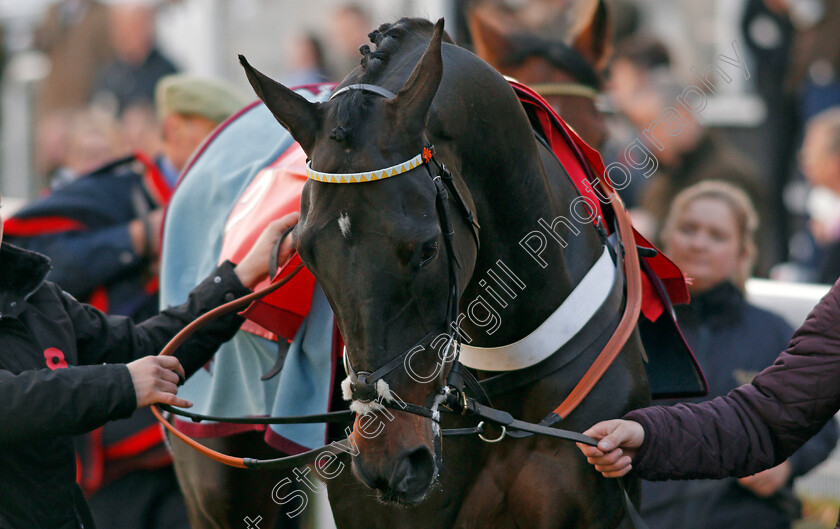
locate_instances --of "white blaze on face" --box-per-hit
[338,211,351,239]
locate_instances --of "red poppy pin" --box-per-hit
[44,347,68,370]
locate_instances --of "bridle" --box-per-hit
[312,83,482,474]
[503,37,601,102]
[151,83,648,528]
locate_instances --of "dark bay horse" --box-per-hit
[240,17,649,528]
[468,0,610,149]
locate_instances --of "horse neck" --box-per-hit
[453,134,604,348]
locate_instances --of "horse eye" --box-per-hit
[419,239,439,266]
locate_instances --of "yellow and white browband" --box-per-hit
[306,147,434,183]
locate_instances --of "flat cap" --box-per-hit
[155,74,247,124]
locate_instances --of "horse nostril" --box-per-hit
[351,458,381,491]
[391,446,436,496]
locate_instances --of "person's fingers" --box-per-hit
[593,455,632,472]
[156,366,180,386]
[577,442,605,458]
[234,213,302,289]
[579,419,644,479]
[598,464,633,478]
[260,213,299,241]
[157,380,179,395]
[275,213,300,264]
[596,431,626,452]
[156,355,186,379]
[156,392,193,408]
[585,448,624,467]
[590,420,644,452]
[276,211,300,232]
[582,419,625,451]
[739,475,771,496]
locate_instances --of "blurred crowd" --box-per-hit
[4,0,374,194]
[602,0,840,285]
[1,0,838,287]
[2,0,840,528]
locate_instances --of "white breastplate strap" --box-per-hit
[459,246,616,372]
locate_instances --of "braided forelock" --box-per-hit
[330,18,443,142]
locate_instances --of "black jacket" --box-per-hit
[4,153,177,493]
[0,242,248,529]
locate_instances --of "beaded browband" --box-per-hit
[306,83,434,184]
[306,146,434,183]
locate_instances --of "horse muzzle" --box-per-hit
[351,444,438,505]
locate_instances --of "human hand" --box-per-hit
[146,209,164,256]
[127,355,192,409]
[129,209,164,258]
[234,212,300,289]
[576,419,645,478]
[738,460,791,497]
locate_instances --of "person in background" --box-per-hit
[639,181,838,529]
[49,105,127,190]
[741,0,795,267]
[0,188,297,529]
[327,3,372,77]
[607,35,672,121]
[153,74,246,180]
[3,75,246,529]
[32,0,114,190]
[603,35,672,209]
[284,32,332,86]
[120,101,164,158]
[34,0,112,119]
[611,73,767,273]
[6,75,245,316]
[782,0,840,123]
[799,106,840,284]
[93,1,178,115]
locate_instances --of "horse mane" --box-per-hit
[329,18,453,142]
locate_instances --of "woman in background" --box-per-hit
[637,181,837,529]
[578,182,840,528]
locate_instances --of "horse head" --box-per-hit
[468,0,610,149]
[240,19,486,504]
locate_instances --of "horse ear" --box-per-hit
[388,18,445,136]
[239,55,321,155]
[569,0,611,70]
[466,6,517,70]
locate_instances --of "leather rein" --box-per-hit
[151,84,646,527]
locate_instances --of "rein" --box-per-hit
[504,37,601,103]
[150,264,304,469]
